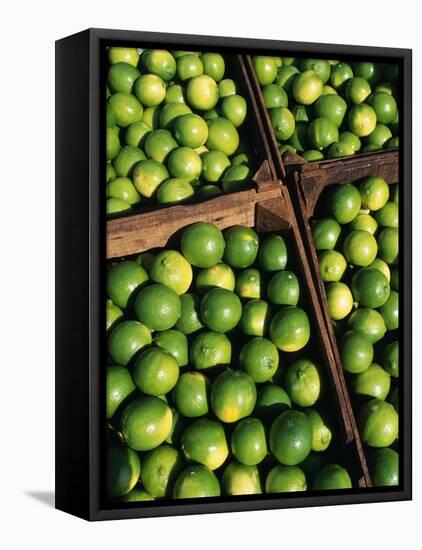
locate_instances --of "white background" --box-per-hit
[1,1,419,548]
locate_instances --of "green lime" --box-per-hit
[352,268,390,308]
[125,121,151,147]
[106,198,131,216]
[258,234,288,271]
[107,127,121,160]
[218,79,236,97]
[181,418,228,470]
[196,262,235,294]
[144,129,178,162]
[308,117,339,150]
[262,84,288,108]
[389,387,399,413]
[187,75,219,110]
[288,122,309,152]
[359,176,390,211]
[266,465,307,492]
[253,56,278,85]
[167,147,202,183]
[133,347,179,396]
[106,162,116,183]
[107,177,141,206]
[190,330,231,371]
[347,308,387,343]
[378,227,399,264]
[300,59,331,83]
[106,299,123,332]
[108,320,152,366]
[235,268,262,299]
[312,218,341,250]
[303,150,325,161]
[285,359,320,407]
[239,337,279,383]
[231,418,267,465]
[176,54,203,81]
[142,50,176,81]
[206,117,239,156]
[156,178,194,204]
[345,77,371,104]
[330,62,353,89]
[379,290,399,330]
[350,213,378,234]
[107,445,141,498]
[343,230,378,266]
[275,65,300,92]
[221,95,247,128]
[223,226,259,268]
[329,184,362,224]
[165,409,189,446]
[305,409,332,452]
[315,94,347,127]
[174,293,204,334]
[134,283,181,331]
[134,74,166,107]
[119,488,154,502]
[109,47,139,67]
[132,159,169,198]
[352,363,391,400]
[211,369,257,423]
[173,464,220,498]
[222,165,251,193]
[255,384,291,422]
[200,53,225,81]
[326,282,353,320]
[201,150,231,182]
[140,444,184,497]
[150,249,193,295]
[340,330,374,373]
[368,92,397,124]
[155,329,188,367]
[269,410,312,465]
[200,288,242,333]
[370,448,399,486]
[348,104,377,137]
[321,85,337,95]
[106,365,136,419]
[108,92,143,127]
[375,202,399,228]
[196,184,222,199]
[279,144,296,155]
[240,299,272,337]
[291,105,311,122]
[165,83,186,104]
[173,371,210,417]
[359,398,398,447]
[367,124,392,147]
[267,271,300,306]
[383,340,399,378]
[293,70,323,105]
[174,114,208,148]
[369,258,391,282]
[181,222,225,267]
[269,107,295,140]
[136,251,155,272]
[313,464,352,490]
[327,141,355,158]
[221,462,262,496]
[159,102,191,129]
[113,146,146,178]
[340,131,361,151]
[107,260,149,309]
[121,396,173,451]
[108,62,141,94]
[269,306,310,352]
[318,250,347,282]
[354,62,381,85]
[390,267,399,291]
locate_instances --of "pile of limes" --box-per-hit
[311,176,399,486]
[252,56,399,161]
[106,222,353,501]
[106,47,255,217]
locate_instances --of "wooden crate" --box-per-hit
[286,151,400,486]
[244,54,399,179]
[107,181,370,488]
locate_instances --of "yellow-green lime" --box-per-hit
[285,359,320,407]
[235,268,262,299]
[266,465,307,492]
[173,464,220,498]
[359,398,398,447]
[134,74,166,107]
[144,129,178,162]
[352,363,391,400]
[106,299,123,332]
[350,213,378,234]
[176,54,203,81]
[269,107,295,140]
[221,95,247,127]
[253,56,278,86]
[142,50,176,81]
[132,159,169,197]
[348,104,377,137]
[156,178,194,204]
[196,262,235,294]
[140,444,184,498]
[108,62,141,94]
[167,146,202,183]
[187,75,219,110]
[108,92,143,127]
[159,102,191,129]
[343,230,378,266]
[206,117,239,156]
[375,202,399,228]
[174,114,208,148]
[150,250,193,295]
[318,250,347,282]
[109,47,139,67]
[113,146,146,177]
[181,418,228,470]
[293,70,323,105]
[359,176,390,211]
[347,308,387,343]
[107,177,141,206]
[221,462,262,495]
[326,282,353,320]
[269,306,310,352]
[190,330,231,371]
[125,121,151,147]
[240,299,272,337]
[305,409,332,452]
[201,150,231,182]
[211,369,257,423]
[107,127,121,161]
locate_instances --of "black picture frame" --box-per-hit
[55,28,412,521]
